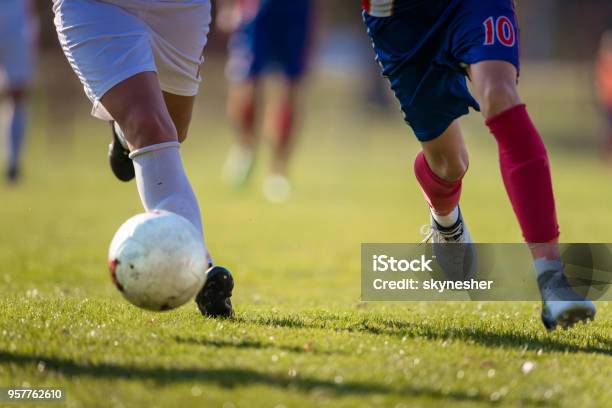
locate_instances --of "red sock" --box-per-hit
[238,98,255,136]
[486,104,559,244]
[414,151,462,215]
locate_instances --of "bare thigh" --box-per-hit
[467,61,521,118]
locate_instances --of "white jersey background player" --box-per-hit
[52,0,235,317]
[0,0,36,183]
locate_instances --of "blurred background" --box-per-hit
[20,0,612,153]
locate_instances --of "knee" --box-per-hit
[440,158,469,182]
[229,96,255,130]
[427,154,469,182]
[479,81,521,119]
[119,108,177,149]
[8,88,27,104]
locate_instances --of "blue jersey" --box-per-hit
[364,0,519,141]
[227,0,313,82]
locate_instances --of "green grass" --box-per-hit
[0,62,611,407]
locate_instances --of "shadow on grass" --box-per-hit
[236,314,612,356]
[174,336,348,356]
[0,350,532,405]
[365,320,612,356]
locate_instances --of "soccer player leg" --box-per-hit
[142,1,234,317]
[100,72,205,244]
[261,1,312,203]
[223,23,261,187]
[415,122,477,282]
[463,13,559,254]
[262,79,297,203]
[106,78,233,318]
[457,1,594,327]
[470,62,595,327]
[269,0,311,171]
[225,22,260,151]
[454,0,558,250]
[364,9,476,280]
[469,61,560,251]
[5,88,28,182]
[415,121,468,228]
[223,80,258,187]
[268,81,297,176]
[1,3,34,183]
[228,81,258,148]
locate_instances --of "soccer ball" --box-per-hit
[108,211,208,311]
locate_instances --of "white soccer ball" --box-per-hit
[108,211,208,311]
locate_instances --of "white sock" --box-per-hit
[130,142,210,261]
[432,206,459,228]
[533,258,562,280]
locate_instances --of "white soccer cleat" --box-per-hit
[262,173,291,203]
[537,259,596,330]
[223,144,255,187]
[421,207,477,281]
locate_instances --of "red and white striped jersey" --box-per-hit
[361,0,393,17]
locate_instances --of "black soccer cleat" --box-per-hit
[6,164,19,184]
[195,266,234,318]
[108,121,135,182]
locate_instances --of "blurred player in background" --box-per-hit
[52,0,234,317]
[596,30,612,158]
[219,0,314,203]
[0,0,36,183]
[362,0,596,330]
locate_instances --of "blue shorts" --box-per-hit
[227,0,313,82]
[0,0,35,89]
[364,0,520,141]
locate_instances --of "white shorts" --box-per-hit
[0,1,35,89]
[52,0,211,120]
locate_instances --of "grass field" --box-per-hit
[1,61,611,407]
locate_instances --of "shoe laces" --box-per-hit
[419,222,465,244]
[420,224,435,244]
